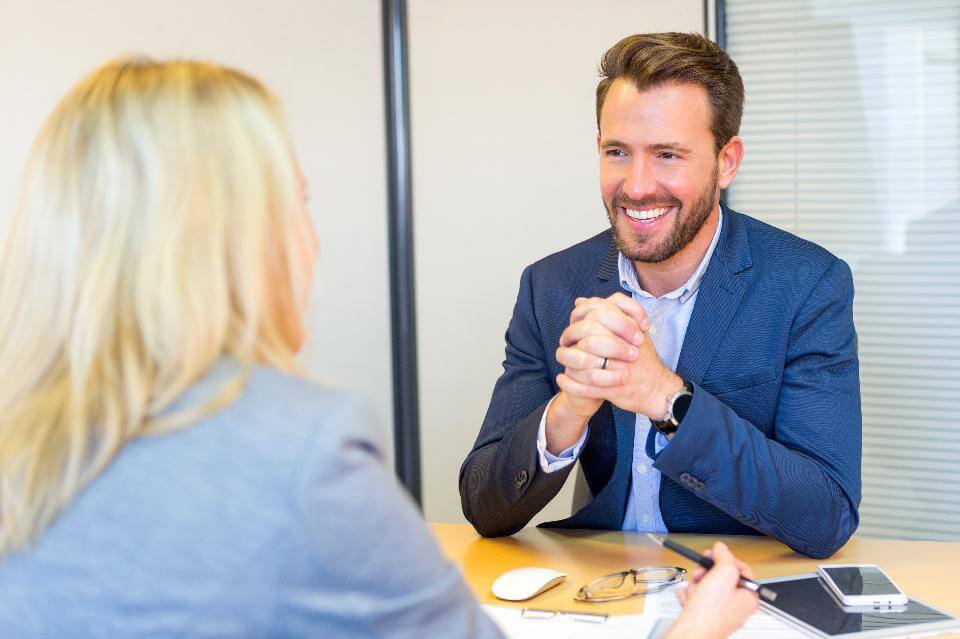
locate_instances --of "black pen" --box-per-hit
[646,533,777,602]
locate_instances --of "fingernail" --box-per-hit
[632,331,644,344]
[628,346,639,358]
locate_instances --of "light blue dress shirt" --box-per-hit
[536,207,724,532]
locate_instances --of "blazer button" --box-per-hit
[679,472,693,485]
[515,469,529,488]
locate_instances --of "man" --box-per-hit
[459,32,861,559]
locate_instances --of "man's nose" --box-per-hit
[623,158,658,201]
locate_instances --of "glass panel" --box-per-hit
[727,0,960,540]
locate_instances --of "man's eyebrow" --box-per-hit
[648,142,693,154]
[599,139,694,154]
[599,138,629,148]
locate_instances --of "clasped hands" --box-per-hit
[545,292,683,454]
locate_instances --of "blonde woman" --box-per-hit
[0,58,758,638]
[0,58,501,638]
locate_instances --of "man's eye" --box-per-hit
[658,152,678,160]
[605,149,626,157]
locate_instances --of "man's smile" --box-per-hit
[622,205,675,222]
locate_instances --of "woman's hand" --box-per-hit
[664,542,760,639]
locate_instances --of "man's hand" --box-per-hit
[554,293,684,422]
[666,542,759,639]
[544,293,648,454]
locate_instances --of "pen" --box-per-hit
[646,533,778,602]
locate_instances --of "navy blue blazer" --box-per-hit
[460,209,862,559]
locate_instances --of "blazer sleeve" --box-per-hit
[653,258,862,559]
[279,396,505,639]
[459,265,574,537]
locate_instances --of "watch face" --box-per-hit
[673,392,693,422]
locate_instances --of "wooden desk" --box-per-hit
[432,523,960,635]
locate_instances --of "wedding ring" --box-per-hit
[597,357,608,370]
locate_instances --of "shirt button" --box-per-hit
[636,464,647,475]
[642,515,651,525]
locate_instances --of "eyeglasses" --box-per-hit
[575,566,686,602]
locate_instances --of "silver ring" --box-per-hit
[598,357,608,370]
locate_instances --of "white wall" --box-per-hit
[0,1,394,442]
[409,0,706,523]
[1,1,707,526]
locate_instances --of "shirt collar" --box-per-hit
[618,204,724,303]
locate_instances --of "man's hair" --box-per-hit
[596,32,744,152]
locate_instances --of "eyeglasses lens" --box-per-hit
[576,566,685,602]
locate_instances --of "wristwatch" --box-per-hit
[652,378,694,435]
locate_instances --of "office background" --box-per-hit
[0,1,956,539]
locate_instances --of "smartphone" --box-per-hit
[817,563,908,607]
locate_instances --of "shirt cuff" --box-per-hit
[646,422,673,460]
[655,429,669,453]
[536,396,589,473]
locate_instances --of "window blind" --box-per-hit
[726,0,959,540]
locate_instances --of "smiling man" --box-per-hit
[459,33,862,559]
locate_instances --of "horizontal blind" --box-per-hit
[726,0,960,540]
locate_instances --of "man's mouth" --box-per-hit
[621,206,676,222]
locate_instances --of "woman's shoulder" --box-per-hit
[173,360,386,471]
[240,365,362,413]
[244,365,383,444]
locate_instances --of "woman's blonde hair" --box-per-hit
[0,57,311,553]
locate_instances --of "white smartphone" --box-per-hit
[817,563,908,607]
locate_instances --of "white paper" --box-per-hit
[481,584,812,639]
[644,586,811,638]
[481,604,657,639]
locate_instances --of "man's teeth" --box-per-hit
[625,207,671,221]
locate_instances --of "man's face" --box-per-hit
[598,79,720,264]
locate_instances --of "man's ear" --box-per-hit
[717,136,744,190]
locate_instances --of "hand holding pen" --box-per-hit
[647,533,777,602]
[650,537,766,639]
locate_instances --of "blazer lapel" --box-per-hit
[549,214,754,530]
[676,208,752,384]
[584,220,754,525]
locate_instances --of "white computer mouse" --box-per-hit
[491,566,567,601]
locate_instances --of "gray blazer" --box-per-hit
[0,361,503,638]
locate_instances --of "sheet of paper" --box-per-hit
[481,604,658,639]
[643,587,811,639]
[481,584,813,639]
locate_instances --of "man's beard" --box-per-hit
[606,172,718,264]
